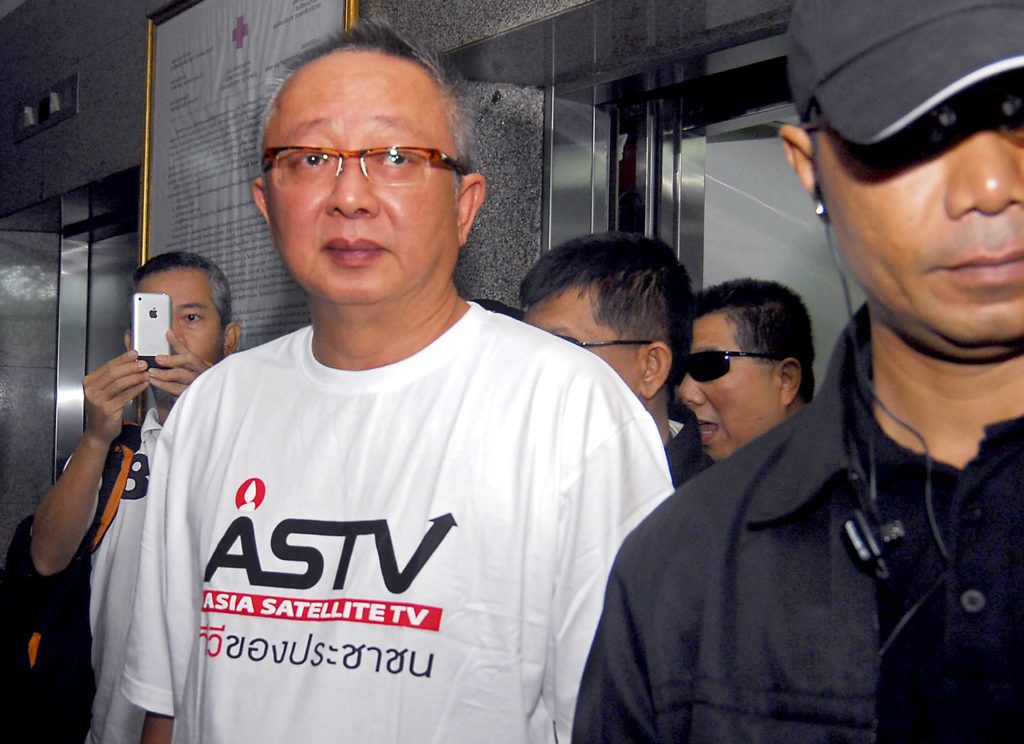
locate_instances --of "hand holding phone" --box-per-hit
[131,292,171,363]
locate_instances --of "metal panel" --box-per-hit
[676,133,706,289]
[548,89,610,249]
[656,99,675,247]
[642,100,658,236]
[54,228,88,476]
[0,197,60,550]
[591,104,611,236]
[87,231,139,373]
[541,86,553,253]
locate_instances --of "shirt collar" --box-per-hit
[141,407,163,436]
[746,306,1024,525]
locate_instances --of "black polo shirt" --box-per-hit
[852,396,1024,741]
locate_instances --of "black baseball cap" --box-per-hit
[787,0,1024,144]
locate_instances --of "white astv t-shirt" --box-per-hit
[122,304,672,743]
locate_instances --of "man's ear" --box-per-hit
[775,357,803,408]
[455,173,487,247]
[221,322,241,357]
[780,124,818,198]
[252,177,271,224]
[636,341,673,402]
[124,329,132,353]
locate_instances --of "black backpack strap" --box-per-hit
[82,423,143,554]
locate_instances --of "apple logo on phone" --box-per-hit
[149,308,158,319]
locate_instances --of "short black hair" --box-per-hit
[520,232,695,386]
[132,251,233,327]
[697,278,815,401]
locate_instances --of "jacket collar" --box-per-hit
[746,306,874,525]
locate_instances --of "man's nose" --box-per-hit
[325,155,380,216]
[677,375,705,407]
[944,130,1024,218]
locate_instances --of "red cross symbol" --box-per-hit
[232,16,249,50]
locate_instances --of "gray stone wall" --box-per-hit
[456,83,545,307]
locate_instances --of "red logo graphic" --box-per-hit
[203,590,443,631]
[235,478,266,511]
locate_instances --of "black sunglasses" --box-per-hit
[686,350,781,382]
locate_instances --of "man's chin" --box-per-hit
[903,323,1024,365]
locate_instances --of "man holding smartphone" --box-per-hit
[29,250,239,744]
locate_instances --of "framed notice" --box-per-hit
[143,0,358,347]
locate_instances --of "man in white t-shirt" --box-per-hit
[122,19,673,744]
[30,251,239,744]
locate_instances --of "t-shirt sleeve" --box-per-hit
[548,412,673,740]
[121,424,176,716]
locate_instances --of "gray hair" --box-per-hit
[132,251,233,327]
[258,19,478,172]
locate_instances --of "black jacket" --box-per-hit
[666,406,713,488]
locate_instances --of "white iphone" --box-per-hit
[131,292,171,363]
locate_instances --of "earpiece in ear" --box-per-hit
[813,185,829,222]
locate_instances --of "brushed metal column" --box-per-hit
[53,187,90,476]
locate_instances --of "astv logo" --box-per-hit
[207,478,458,595]
[235,477,265,511]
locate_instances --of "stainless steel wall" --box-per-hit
[0,200,60,548]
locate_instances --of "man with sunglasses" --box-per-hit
[122,20,672,744]
[521,231,711,487]
[574,0,1024,741]
[678,278,814,461]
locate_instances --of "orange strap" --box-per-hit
[90,444,134,552]
[27,632,41,668]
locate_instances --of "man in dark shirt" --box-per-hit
[521,231,711,487]
[573,0,1024,741]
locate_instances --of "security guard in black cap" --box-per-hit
[574,0,1024,740]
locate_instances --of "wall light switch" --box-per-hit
[13,73,78,142]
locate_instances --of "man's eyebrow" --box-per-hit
[174,301,212,312]
[286,118,335,141]
[691,344,726,352]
